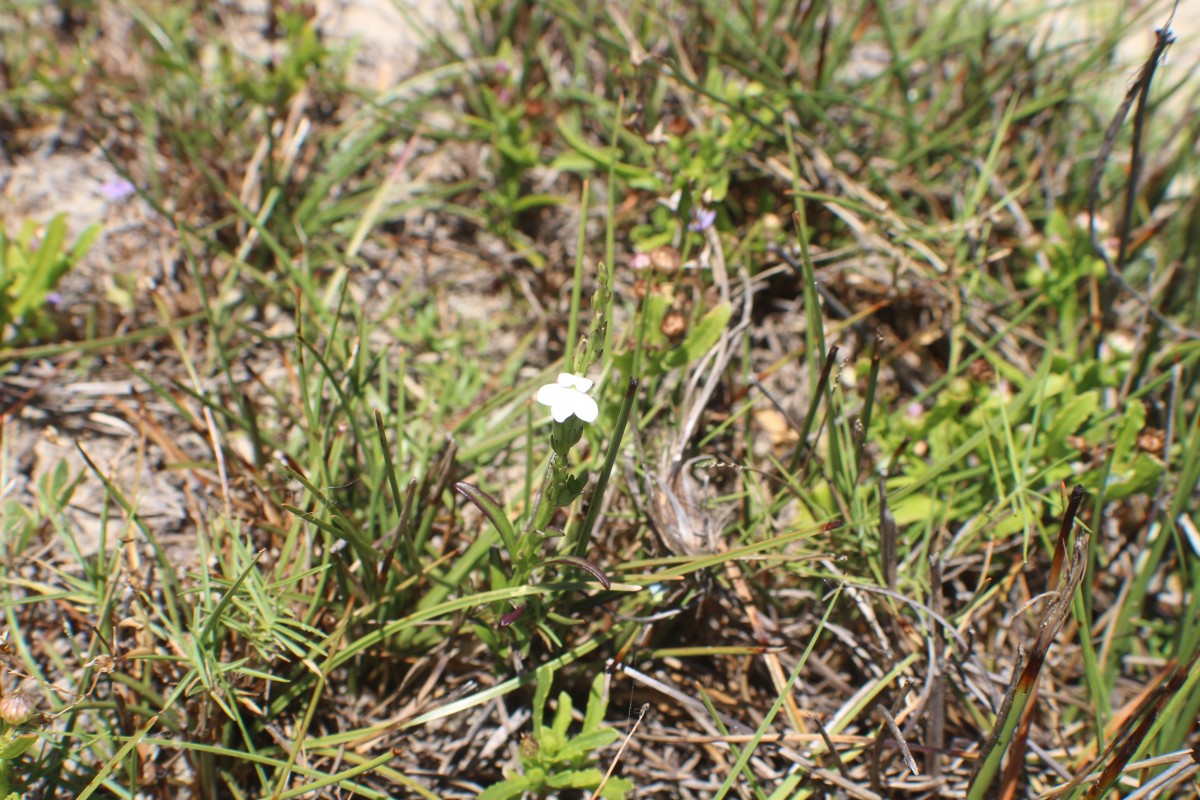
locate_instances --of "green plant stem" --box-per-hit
[568,376,638,556]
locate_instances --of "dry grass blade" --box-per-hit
[589,702,649,800]
[927,552,947,780]
[967,533,1090,799]
[1047,484,1086,587]
[1000,484,1088,798]
[1039,750,1198,798]
[875,702,920,779]
[1081,650,1200,799]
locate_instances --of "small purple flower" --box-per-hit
[45,292,64,308]
[630,252,652,271]
[100,178,135,202]
[688,206,716,232]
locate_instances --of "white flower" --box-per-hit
[536,373,599,423]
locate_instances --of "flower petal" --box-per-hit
[551,402,575,423]
[536,383,566,407]
[557,373,592,393]
[572,394,599,422]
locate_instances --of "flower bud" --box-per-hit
[0,691,35,725]
[519,734,539,760]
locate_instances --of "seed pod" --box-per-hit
[0,691,35,725]
[661,310,687,339]
[1137,428,1165,455]
[650,245,681,274]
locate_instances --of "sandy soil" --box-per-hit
[0,0,465,561]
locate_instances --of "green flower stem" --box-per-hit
[567,376,637,557]
[527,452,567,537]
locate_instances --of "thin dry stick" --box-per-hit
[813,715,854,779]
[1123,762,1197,800]
[1087,16,1196,339]
[607,659,753,735]
[926,552,947,781]
[879,472,897,590]
[590,703,649,800]
[875,701,920,782]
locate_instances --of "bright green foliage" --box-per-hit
[461,39,567,266]
[0,214,98,344]
[881,352,1162,552]
[479,670,631,800]
[1022,210,1107,350]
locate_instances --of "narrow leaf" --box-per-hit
[455,482,518,556]
[548,556,612,589]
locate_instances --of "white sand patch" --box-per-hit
[314,0,466,89]
[998,0,1198,108]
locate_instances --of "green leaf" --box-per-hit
[599,776,634,799]
[583,671,607,732]
[512,194,567,213]
[533,667,552,737]
[676,183,694,227]
[554,472,589,506]
[1103,454,1163,501]
[478,775,534,800]
[30,214,67,284]
[546,768,605,789]
[1045,390,1098,443]
[556,728,619,762]
[551,690,574,738]
[455,482,518,557]
[556,117,659,183]
[0,732,38,759]
[1113,399,1146,456]
[664,303,732,368]
[549,152,599,174]
[67,222,102,269]
[488,547,510,591]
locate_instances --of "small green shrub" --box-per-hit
[479,670,631,800]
